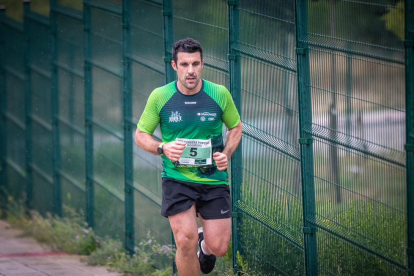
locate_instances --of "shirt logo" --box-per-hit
[169,111,182,123]
[197,112,217,117]
[197,112,217,122]
[185,101,197,104]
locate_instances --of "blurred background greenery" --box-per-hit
[0,0,402,45]
[0,0,83,21]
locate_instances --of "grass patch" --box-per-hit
[237,181,407,276]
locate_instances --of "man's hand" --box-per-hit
[163,141,186,162]
[213,152,228,171]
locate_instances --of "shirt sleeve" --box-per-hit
[137,90,160,135]
[221,87,241,129]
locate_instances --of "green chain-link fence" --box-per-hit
[0,0,412,275]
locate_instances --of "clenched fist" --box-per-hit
[213,152,228,171]
[163,141,186,162]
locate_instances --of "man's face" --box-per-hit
[172,51,204,94]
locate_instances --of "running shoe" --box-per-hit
[197,227,216,274]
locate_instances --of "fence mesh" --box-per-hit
[130,0,171,245]
[55,4,86,214]
[304,1,407,275]
[1,10,26,200]
[0,0,411,275]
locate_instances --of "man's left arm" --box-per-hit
[213,121,243,171]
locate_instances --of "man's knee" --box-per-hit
[175,231,198,256]
[205,238,229,257]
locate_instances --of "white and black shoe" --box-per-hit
[197,227,216,274]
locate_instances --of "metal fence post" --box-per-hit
[0,6,7,215]
[163,0,174,83]
[23,0,33,210]
[123,0,134,254]
[406,0,414,274]
[228,0,243,272]
[162,0,175,272]
[294,1,318,275]
[83,0,94,228]
[345,46,352,148]
[50,0,62,217]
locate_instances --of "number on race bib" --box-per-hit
[190,148,197,157]
[175,138,212,166]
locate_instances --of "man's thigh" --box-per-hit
[168,204,199,244]
[199,216,231,247]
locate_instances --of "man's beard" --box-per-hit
[183,75,199,90]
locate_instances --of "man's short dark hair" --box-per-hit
[172,38,203,63]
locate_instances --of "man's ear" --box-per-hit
[171,60,178,71]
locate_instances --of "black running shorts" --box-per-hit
[161,178,232,220]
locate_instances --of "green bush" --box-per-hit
[237,182,305,276]
[88,234,176,276]
[11,205,99,255]
[317,200,406,276]
[237,181,406,276]
[3,196,28,229]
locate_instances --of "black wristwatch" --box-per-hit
[157,142,165,155]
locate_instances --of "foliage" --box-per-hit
[0,0,23,22]
[238,180,407,276]
[210,246,268,276]
[317,200,406,276]
[382,1,404,40]
[6,201,99,255]
[28,211,98,255]
[236,181,305,276]
[92,237,174,275]
[87,239,125,266]
[88,233,260,275]
[90,234,176,276]
[3,197,267,275]
[308,0,402,47]
[3,200,175,275]
[3,196,28,229]
[0,0,82,22]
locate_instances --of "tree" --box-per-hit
[382,1,404,40]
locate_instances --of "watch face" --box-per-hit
[157,147,163,154]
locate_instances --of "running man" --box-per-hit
[135,37,242,275]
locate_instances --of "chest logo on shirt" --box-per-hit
[169,111,183,123]
[197,112,217,122]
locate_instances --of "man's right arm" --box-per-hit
[134,129,186,161]
[134,129,161,155]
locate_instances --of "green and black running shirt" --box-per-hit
[137,79,240,185]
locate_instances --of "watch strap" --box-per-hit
[158,142,165,155]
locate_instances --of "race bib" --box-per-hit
[176,138,212,166]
